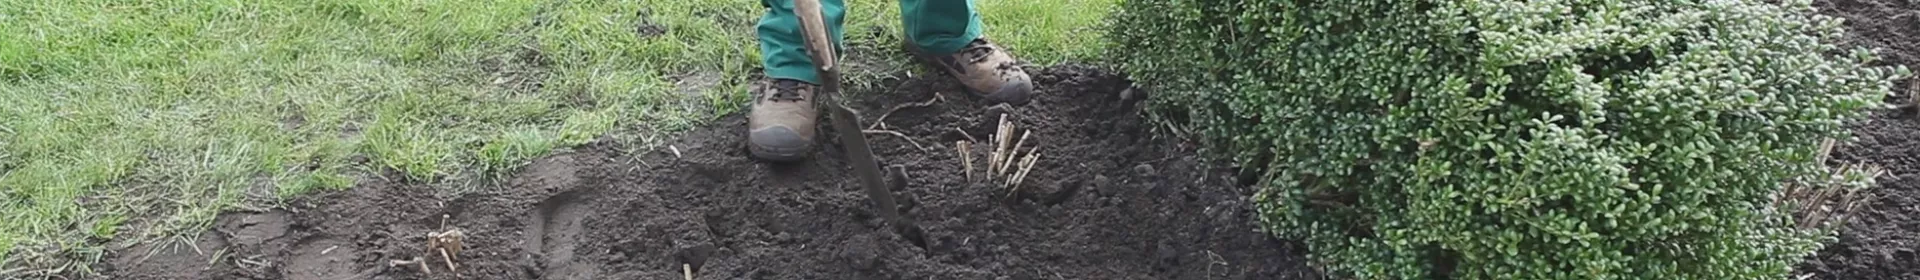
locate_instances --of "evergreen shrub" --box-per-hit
[1108,0,1908,278]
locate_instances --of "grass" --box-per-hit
[0,0,1116,276]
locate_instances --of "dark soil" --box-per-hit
[1799,0,1920,279]
[96,64,1323,279]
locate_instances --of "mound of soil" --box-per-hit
[97,65,1322,279]
[1799,0,1920,279]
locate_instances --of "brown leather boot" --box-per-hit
[908,37,1034,105]
[747,79,819,162]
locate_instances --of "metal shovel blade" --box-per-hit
[794,0,924,249]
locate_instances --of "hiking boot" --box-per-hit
[908,37,1034,105]
[747,79,819,162]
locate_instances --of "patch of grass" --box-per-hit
[978,0,1117,65]
[0,0,1116,276]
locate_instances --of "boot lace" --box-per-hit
[954,39,1021,73]
[767,80,807,102]
[957,40,997,64]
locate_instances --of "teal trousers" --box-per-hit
[757,0,984,84]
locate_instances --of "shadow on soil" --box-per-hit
[97,64,1324,279]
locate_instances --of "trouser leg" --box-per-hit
[757,0,847,84]
[899,0,984,55]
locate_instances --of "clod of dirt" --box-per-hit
[836,234,882,272]
[1012,173,1084,206]
[668,242,716,273]
[229,211,292,245]
[1133,163,1157,177]
[1048,175,1085,205]
[1118,85,1145,101]
[99,64,1322,280]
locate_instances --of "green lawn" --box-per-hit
[0,0,1114,276]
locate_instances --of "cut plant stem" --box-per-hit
[988,148,1001,180]
[440,248,458,274]
[1013,149,1041,189]
[1005,151,1041,195]
[1006,149,1039,189]
[1817,138,1836,163]
[999,115,1015,175]
[1001,130,1031,177]
[1006,153,1036,189]
[991,114,1012,178]
[1910,80,1920,109]
[988,129,1000,177]
[1899,80,1920,111]
[959,141,974,182]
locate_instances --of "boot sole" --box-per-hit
[748,125,815,163]
[749,143,811,163]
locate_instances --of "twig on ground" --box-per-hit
[203,247,227,268]
[1144,155,1182,164]
[0,267,26,277]
[321,245,339,255]
[863,129,927,151]
[389,257,429,274]
[230,204,270,212]
[1205,250,1228,279]
[868,93,946,130]
[959,141,974,182]
[235,258,271,269]
[952,127,978,143]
